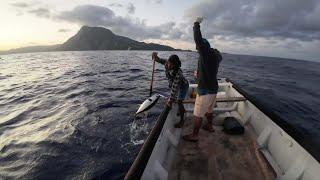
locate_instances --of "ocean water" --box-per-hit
[0,51,319,179]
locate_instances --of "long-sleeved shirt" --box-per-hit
[155,58,188,100]
[193,22,222,94]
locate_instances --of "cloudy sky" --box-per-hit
[1,0,319,61]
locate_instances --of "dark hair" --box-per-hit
[168,54,181,69]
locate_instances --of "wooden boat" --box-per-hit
[125,78,320,180]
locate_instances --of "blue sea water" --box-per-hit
[0,51,319,179]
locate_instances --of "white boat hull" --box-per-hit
[127,78,320,180]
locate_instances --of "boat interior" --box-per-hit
[168,82,276,180]
[168,113,276,180]
[139,79,320,180]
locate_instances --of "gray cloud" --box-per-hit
[11,2,30,8]
[28,8,50,18]
[127,3,135,14]
[55,5,183,40]
[11,2,34,16]
[58,28,71,33]
[109,3,123,8]
[109,3,135,14]
[185,0,320,41]
[146,0,163,4]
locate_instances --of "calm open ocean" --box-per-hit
[0,51,319,179]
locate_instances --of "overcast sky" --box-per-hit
[1,0,319,61]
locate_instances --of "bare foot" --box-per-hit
[202,123,215,132]
[183,134,198,142]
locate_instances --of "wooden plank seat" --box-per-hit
[181,97,246,104]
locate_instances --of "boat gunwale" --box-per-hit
[226,78,320,163]
[123,78,319,180]
[124,105,171,180]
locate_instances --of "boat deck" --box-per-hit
[168,116,276,180]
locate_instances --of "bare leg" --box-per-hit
[183,116,202,142]
[203,113,215,132]
[203,94,216,132]
[175,101,185,128]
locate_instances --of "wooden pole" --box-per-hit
[149,58,156,97]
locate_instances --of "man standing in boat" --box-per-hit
[152,53,189,128]
[183,17,222,142]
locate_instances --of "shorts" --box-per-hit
[193,94,217,118]
[177,83,189,100]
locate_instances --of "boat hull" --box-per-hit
[125,78,320,180]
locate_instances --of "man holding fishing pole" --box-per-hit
[183,17,222,142]
[151,52,189,128]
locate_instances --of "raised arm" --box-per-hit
[193,22,203,50]
[152,52,166,65]
[155,58,167,65]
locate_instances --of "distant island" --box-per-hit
[0,26,182,55]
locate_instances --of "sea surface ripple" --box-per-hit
[0,51,319,179]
